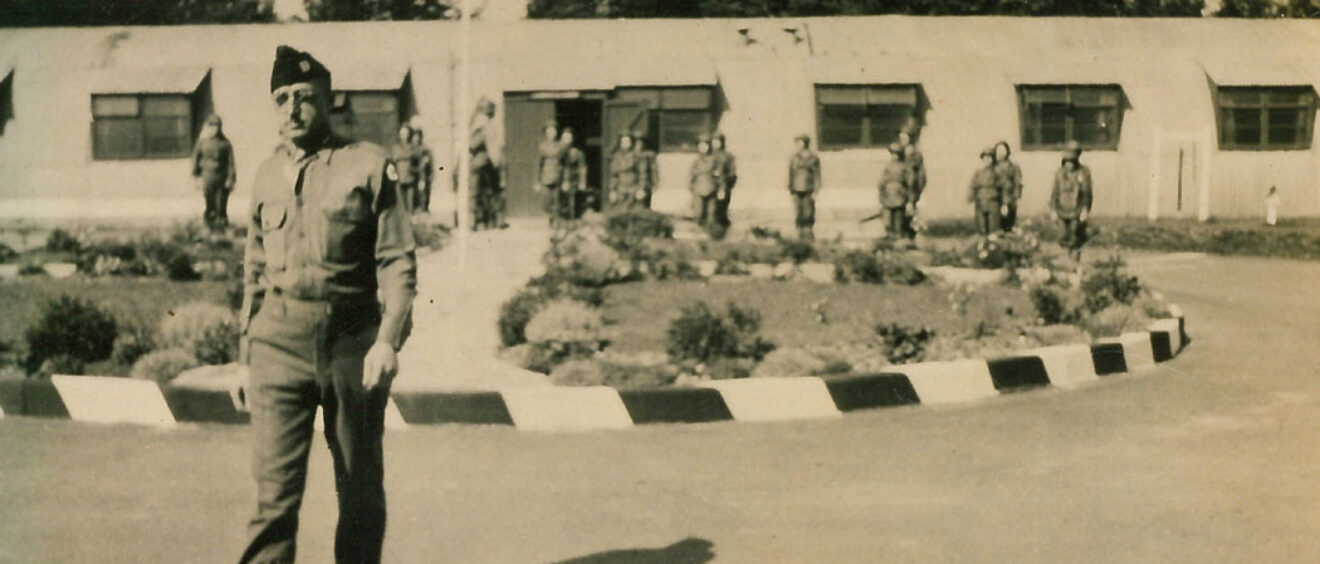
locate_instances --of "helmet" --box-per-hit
[980,146,996,158]
[794,134,810,145]
[1063,140,1082,156]
[204,114,223,127]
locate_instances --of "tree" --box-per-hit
[0,0,274,27]
[305,0,455,20]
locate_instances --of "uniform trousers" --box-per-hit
[694,194,718,228]
[975,206,1002,235]
[714,190,733,229]
[239,294,389,564]
[1001,204,1018,232]
[887,207,908,239]
[201,177,231,231]
[1059,217,1088,256]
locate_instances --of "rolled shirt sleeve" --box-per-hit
[374,160,418,350]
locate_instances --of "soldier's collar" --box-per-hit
[280,133,351,163]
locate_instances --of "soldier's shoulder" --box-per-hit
[343,139,391,161]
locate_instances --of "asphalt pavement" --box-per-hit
[1,254,1317,563]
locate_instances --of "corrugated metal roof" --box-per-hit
[90,66,208,94]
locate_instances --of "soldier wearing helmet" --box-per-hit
[878,142,913,241]
[191,113,236,232]
[787,134,821,241]
[608,130,642,210]
[968,146,1002,235]
[992,140,1022,232]
[689,132,720,229]
[711,132,738,238]
[1051,140,1093,261]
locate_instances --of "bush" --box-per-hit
[24,295,118,371]
[834,250,925,285]
[666,301,774,363]
[77,241,148,276]
[0,243,17,264]
[1082,304,1153,338]
[542,227,635,287]
[157,302,240,365]
[632,239,701,280]
[498,277,605,347]
[968,231,1043,270]
[130,348,200,383]
[549,357,678,388]
[777,239,816,264]
[525,299,607,345]
[874,323,935,365]
[140,238,200,281]
[604,209,673,251]
[750,347,829,378]
[45,228,83,254]
[1081,256,1143,314]
[111,321,157,368]
[34,354,86,378]
[1030,283,1087,325]
[1025,324,1091,347]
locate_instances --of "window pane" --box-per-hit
[92,95,139,117]
[1264,88,1313,107]
[660,109,709,151]
[867,86,916,105]
[819,104,865,147]
[144,116,191,157]
[1229,108,1262,146]
[94,119,144,158]
[1070,86,1120,107]
[817,87,867,105]
[349,92,398,114]
[1073,107,1117,146]
[867,104,910,146]
[1021,87,1068,104]
[1039,103,1069,145]
[1218,89,1263,108]
[1266,108,1303,147]
[660,88,712,110]
[142,96,191,117]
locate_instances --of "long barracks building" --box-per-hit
[0,16,1317,224]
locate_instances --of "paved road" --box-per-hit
[1,255,1318,563]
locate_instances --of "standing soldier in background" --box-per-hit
[690,133,720,229]
[787,134,821,242]
[898,128,925,238]
[238,45,416,564]
[711,132,738,238]
[1051,140,1093,262]
[536,120,567,225]
[391,124,420,213]
[192,114,237,233]
[634,130,658,210]
[608,131,642,210]
[968,146,1002,235]
[878,142,913,243]
[560,127,590,220]
[411,126,434,214]
[993,140,1023,232]
[470,98,501,229]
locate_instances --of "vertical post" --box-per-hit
[1198,126,1212,222]
[455,0,473,266]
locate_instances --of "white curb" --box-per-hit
[890,360,998,405]
[1148,318,1183,354]
[1021,344,1098,388]
[1099,332,1156,370]
[696,377,841,422]
[51,375,176,427]
[500,386,634,432]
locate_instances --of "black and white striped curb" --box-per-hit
[0,312,1187,432]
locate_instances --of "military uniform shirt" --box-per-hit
[994,160,1023,203]
[193,136,237,186]
[878,160,911,209]
[243,134,417,349]
[789,150,820,193]
[1051,164,1093,219]
[969,167,1001,208]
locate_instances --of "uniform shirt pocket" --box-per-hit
[259,201,289,270]
[321,186,374,264]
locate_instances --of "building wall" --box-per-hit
[0,17,1317,224]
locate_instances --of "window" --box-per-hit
[614,87,717,152]
[1215,87,1316,151]
[330,91,403,147]
[91,94,194,160]
[1017,85,1124,151]
[815,85,921,150]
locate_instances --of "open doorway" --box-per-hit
[555,99,603,212]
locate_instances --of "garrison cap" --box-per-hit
[270,45,331,92]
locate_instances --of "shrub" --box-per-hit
[525,299,607,345]
[0,242,17,263]
[166,219,207,246]
[605,209,673,249]
[157,302,240,365]
[78,241,148,276]
[1082,304,1153,338]
[45,228,83,254]
[702,357,757,380]
[666,301,774,363]
[24,295,118,371]
[1025,324,1091,347]
[549,357,678,388]
[130,348,200,383]
[834,250,925,285]
[750,347,828,378]
[34,354,86,378]
[967,231,1042,270]
[632,239,701,280]
[1030,283,1087,325]
[498,277,606,348]
[777,239,816,264]
[111,321,157,368]
[874,323,935,365]
[140,238,200,281]
[542,227,634,287]
[1081,256,1142,313]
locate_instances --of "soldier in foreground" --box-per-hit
[993,140,1023,232]
[1051,140,1093,261]
[690,133,720,229]
[711,132,738,237]
[877,143,914,243]
[192,114,237,232]
[238,46,416,564]
[787,134,821,241]
[968,146,1002,235]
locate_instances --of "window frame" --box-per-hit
[814,84,922,151]
[613,86,718,153]
[90,92,197,161]
[1214,86,1316,152]
[329,89,406,147]
[1016,84,1125,152]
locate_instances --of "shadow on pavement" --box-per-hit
[549,537,715,564]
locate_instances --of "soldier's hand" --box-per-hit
[1001,205,1009,215]
[363,342,399,390]
[1079,210,1089,222]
